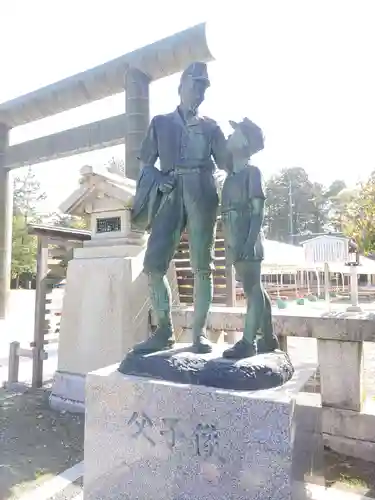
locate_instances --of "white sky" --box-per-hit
[1,0,375,211]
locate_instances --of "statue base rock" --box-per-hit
[84,356,313,499]
[118,343,294,391]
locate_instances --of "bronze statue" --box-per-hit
[221,118,279,359]
[131,62,228,354]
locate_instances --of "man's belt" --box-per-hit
[221,204,252,214]
[173,165,212,174]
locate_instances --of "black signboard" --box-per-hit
[96,216,121,234]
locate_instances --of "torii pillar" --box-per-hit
[0,124,12,319]
[125,67,150,181]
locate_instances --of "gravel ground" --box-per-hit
[0,386,83,500]
[0,378,375,500]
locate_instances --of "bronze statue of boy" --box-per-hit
[221,118,279,359]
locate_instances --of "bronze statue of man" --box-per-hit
[221,118,279,359]
[131,62,228,354]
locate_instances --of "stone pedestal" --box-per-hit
[84,363,312,499]
[50,245,149,412]
[50,164,153,412]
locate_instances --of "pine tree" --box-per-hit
[13,165,47,221]
[106,157,125,176]
[11,213,37,285]
[11,166,47,287]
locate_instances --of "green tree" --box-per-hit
[264,167,328,242]
[325,179,347,199]
[11,167,46,286]
[324,180,348,232]
[341,173,375,254]
[11,213,37,283]
[13,166,47,221]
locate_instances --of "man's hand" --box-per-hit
[240,244,255,261]
[158,173,175,194]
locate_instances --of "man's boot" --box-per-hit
[132,273,175,354]
[192,270,214,354]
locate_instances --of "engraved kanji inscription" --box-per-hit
[159,417,185,449]
[127,411,156,446]
[126,411,225,461]
[194,423,221,458]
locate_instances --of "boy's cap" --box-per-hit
[229,117,265,154]
[229,118,263,142]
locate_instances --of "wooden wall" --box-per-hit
[173,220,235,306]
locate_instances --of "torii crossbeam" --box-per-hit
[0,22,213,318]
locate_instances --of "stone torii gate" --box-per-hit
[0,22,213,318]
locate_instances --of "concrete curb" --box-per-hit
[15,465,375,500]
[17,461,83,500]
[305,483,375,500]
